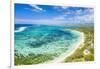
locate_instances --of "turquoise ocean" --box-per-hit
[14,24,82,62]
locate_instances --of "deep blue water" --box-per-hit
[15,24,80,30]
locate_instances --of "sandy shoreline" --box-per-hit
[49,30,85,63]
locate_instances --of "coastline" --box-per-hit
[48,30,85,63]
[64,27,94,62]
[15,27,94,65]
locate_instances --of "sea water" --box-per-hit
[14,24,82,62]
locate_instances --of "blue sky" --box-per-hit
[15,3,94,25]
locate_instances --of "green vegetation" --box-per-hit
[64,26,94,62]
[15,53,54,65]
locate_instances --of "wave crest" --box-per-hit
[15,27,27,33]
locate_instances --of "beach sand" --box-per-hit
[48,30,85,63]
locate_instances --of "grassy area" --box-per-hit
[64,26,94,62]
[15,53,54,65]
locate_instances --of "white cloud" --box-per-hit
[75,8,94,15]
[15,8,94,25]
[29,4,45,12]
[66,13,94,23]
[53,6,69,10]
[53,8,94,23]
[71,9,94,23]
[61,6,69,9]
[53,16,65,20]
[15,13,93,25]
[75,9,83,15]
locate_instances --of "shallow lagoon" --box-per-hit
[15,24,82,63]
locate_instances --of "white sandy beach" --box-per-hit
[48,31,85,63]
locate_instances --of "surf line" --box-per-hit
[15,27,27,33]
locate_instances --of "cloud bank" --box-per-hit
[15,5,94,25]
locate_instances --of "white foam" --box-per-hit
[15,27,27,33]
